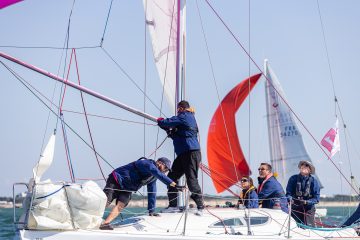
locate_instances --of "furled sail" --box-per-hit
[32,133,56,183]
[207,73,262,193]
[144,0,180,111]
[264,59,322,187]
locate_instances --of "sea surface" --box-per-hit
[0,206,357,240]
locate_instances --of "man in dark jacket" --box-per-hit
[157,100,204,215]
[100,157,181,230]
[257,163,288,213]
[286,160,320,226]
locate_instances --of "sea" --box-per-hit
[0,206,357,240]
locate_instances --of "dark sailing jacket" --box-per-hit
[286,174,320,210]
[239,186,259,208]
[257,175,288,213]
[158,111,200,156]
[112,158,173,213]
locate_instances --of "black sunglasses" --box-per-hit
[258,168,267,171]
[241,179,248,183]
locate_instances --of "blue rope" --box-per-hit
[100,0,114,46]
[296,222,354,231]
[36,184,71,200]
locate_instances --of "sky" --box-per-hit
[0,0,360,198]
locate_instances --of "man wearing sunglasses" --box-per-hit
[286,160,320,226]
[257,163,288,213]
[100,157,184,230]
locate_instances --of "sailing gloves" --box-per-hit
[175,185,186,192]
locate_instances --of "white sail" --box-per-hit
[32,133,56,183]
[144,0,179,111]
[264,60,322,187]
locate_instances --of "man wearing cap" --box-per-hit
[286,160,320,226]
[100,157,183,230]
[157,100,204,215]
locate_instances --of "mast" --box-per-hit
[0,51,158,122]
[177,0,187,208]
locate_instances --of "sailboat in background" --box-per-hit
[0,0,358,239]
[264,60,323,188]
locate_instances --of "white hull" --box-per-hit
[17,208,357,240]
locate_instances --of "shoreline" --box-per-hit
[0,200,357,209]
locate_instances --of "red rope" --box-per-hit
[73,49,106,182]
[59,49,74,112]
[200,163,239,197]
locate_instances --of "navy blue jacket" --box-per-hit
[257,176,288,213]
[158,111,200,156]
[286,174,320,209]
[112,158,173,213]
[240,188,259,209]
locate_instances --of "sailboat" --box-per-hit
[1,0,359,239]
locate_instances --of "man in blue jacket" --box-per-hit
[157,100,204,215]
[286,160,320,226]
[100,157,182,230]
[257,163,288,213]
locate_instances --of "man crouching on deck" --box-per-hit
[100,157,185,230]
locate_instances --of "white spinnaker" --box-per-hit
[32,134,56,183]
[264,60,322,187]
[144,0,179,112]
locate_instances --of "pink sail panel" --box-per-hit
[321,118,340,157]
[207,73,262,193]
[0,0,23,9]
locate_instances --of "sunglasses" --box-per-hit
[241,179,248,183]
[301,163,310,167]
[258,168,268,171]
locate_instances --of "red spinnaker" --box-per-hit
[207,73,261,193]
[0,0,23,9]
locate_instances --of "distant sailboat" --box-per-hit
[264,60,322,188]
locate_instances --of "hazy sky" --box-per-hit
[1,0,360,198]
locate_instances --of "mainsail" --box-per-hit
[264,60,322,187]
[207,73,261,193]
[144,0,181,111]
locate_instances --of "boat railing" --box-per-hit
[12,182,28,226]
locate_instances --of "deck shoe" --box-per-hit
[99,223,114,230]
[161,206,182,213]
[195,209,203,216]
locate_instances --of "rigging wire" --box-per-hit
[55,0,78,181]
[316,0,354,179]
[0,45,100,50]
[73,49,107,182]
[100,0,114,47]
[100,47,167,118]
[204,0,359,195]
[195,0,241,185]
[59,45,76,183]
[61,109,157,126]
[247,0,252,167]
[1,61,115,170]
[143,0,149,208]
